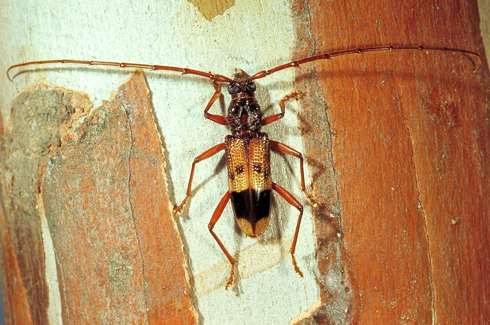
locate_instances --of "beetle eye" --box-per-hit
[228,83,239,94]
[245,81,256,93]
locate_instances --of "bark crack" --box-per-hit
[403,118,436,325]
[36,160,64,325]
[124,105,150,324]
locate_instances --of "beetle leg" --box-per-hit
[204,80,229,126]
[270,140,319,207]
[272,183,304,277]
[208,191,236,289]
[173,143,226,215]
[261,90,302,126]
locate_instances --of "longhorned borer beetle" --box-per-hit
[173,70,319,289]
[7,45,480,289]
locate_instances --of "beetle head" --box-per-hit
[227,70,256,99]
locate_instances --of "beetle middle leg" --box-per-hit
[208,191,237,289]
[174,143,226,215]
[272,183,304,277]
[261,91,318,206]
[270,140,318,207]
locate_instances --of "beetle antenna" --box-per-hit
[250,45,481,80]
[6,59,233,83]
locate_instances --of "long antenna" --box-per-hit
[7,45,481,82]
[7,59,233,83]
[250,45,481,80]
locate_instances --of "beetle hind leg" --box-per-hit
[272,183,304,277]
[208,191,237,289]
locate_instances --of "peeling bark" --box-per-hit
[0,73,197,324]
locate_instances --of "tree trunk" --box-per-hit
[0,0,489,324]
[293,0,490,323]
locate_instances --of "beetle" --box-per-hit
[172,71,319,289]
[7,45,480,289]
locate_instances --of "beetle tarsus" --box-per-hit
[303,191,320,207]
[225,263,236,290]
[173,197,189,215]
[291,253,303,277]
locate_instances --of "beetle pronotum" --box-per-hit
[7,45,480,289]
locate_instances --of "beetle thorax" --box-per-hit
[226,70,262,137]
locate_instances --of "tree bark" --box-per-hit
[0,73,197,324]
[292,0,490,323]
[0,0,488,324]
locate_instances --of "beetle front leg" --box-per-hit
[208,191,236,289]
[272,183,304,277]
[174,143,226,215]
[270,140,319,207]
[204,80,229,126]
[261,90,302,126]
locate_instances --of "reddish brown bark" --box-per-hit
[0,84,63,325]
[0,73,197,324]
[293,0,490,323]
